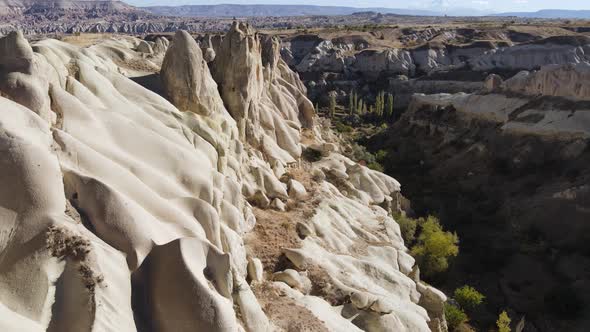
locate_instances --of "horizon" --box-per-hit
[127,0,590,13]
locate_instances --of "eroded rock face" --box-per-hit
[0,26,442,332]
[161,30,226,116]
[0,31,53,122]
[503,63,590,99]
[409,62,590,138]
[382,66,590,331]
[470,36,590,71]
[352,48,415,79]
[210,22,314,165]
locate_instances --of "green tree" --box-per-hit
[329,93,337,118]
[386,93,394,119]
[410,216,459,278]
[349,90,355,115]
[497,311,511,332]
[454,286,485,311]
[356,97,363,115]
[445,303,468,331]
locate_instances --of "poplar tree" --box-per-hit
[387,93,394,119]
[329,93,336,118]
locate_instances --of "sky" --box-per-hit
[128,0,590,12]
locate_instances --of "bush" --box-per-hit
[367,162,384,172]
[375,149,388,163]
[348,143,376,164]
[393,213,418,243]
[334,122,353,133]
[445,303,468,331]
[410,216,459,278]
[496,311,511,332]
[302,147,323,162]
[454,285,485,311]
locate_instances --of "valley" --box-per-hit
[0,2,589,332]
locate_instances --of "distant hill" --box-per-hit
[494,9,590,19]
[0,0,139,16]
[142,4,459,17]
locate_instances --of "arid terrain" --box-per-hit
[275,20,590,332]
[0,2,589,332]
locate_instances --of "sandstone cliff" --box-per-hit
[0,27,444,332]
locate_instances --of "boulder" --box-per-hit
[273,269,312,293]
[288,179,307,200]
[270,198,286,212]
[247,257,264,282]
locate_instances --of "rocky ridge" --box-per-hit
[0,24,445,332]
[280,29,590,118]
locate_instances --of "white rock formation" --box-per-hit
[470,36,590,71]
[295,40,346,73]
[350,48,415,79]
[409,63,590,138]
[0,26,445,332]
[503,63,590,99]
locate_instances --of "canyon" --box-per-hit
[0,2,589,332]
[278,22,590,332]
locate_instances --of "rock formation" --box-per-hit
[376,63,590,331]
[210,22,314,165]
[0,26,445,332]
[502,63,590,99]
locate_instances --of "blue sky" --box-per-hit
[129,0,590,12]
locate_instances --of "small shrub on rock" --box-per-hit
[302,147,323,162]
[445,303,468,331]
[334,122,353,133]
[454,285,485,311]
[367,162,384,172]
[393,212,418,243]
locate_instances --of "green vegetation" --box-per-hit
[387,93,394,119]
[410,215,459,278]
[375,149,388,163]
[391,213,459,278]
[443,285,484,331]
[367,162,384,172]
[496,311,511,332]
[346,90,395,120]
[454,286,485,311]
[445,303,468,331]
[302,147,323,162]
[334,122,353,133]
[329,93,337,118]
[393,212,418,243]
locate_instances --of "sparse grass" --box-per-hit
[46,225,105,293]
